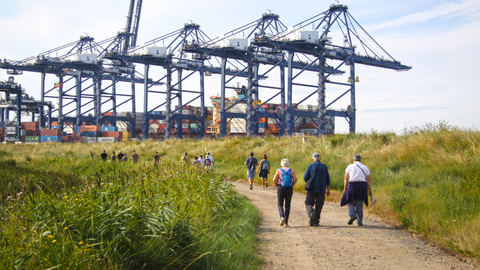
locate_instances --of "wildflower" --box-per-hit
[52,240,56,243]
[64,227,68,230]
[48,235,54,239]
[79,242,83,245]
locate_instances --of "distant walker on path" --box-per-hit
[244,152,258,190]
[272,158,297,227]
[341,154,372,226]
[303,152,330,226]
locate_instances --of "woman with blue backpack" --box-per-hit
[272,159,298,227]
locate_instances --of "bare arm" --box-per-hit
[344,172,350,192]
[272,170,279,185]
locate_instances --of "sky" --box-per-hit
[1,0,479,134]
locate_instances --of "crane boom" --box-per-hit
[130,0,143,48]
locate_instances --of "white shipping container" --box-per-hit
[83,137,97,143]
[300,31,319,43]
[182,124,189,129]
[258,128,265,133]
[148,128,157,133]
[97,137,118,143]
[76,54,98,64]
[230,127,246,134]
[6,126,16,131]
[228,38,249,51]
[300,129,318,134]
[150,124,159,129]
[144,47,167,58]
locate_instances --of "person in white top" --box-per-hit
[340,154,372,226]
[205,152,214,168]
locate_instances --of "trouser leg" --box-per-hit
[355,200,364,224]
[277,187,285,218]
[305,192,316,218]
[314,193,325,224]
[348,202,357,217]
[284,189,293,224]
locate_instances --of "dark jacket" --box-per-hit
[303,161,330,194]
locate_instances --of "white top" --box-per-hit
[345,161,370,182]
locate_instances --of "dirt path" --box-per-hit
[231,181,478,270]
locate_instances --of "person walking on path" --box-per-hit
[205,152,214,168]
[131,150,139,164]
[123,153,128,162]
[272,159,297,227]
[180,152,190,163]
[303,152,331,227]
[101,150,108,161]
[244,152,258,190]
[153,152,160,165]
[341,154,372,226]
[256,154,270,189]
[111,151,117,161]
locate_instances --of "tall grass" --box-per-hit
[1,124,480,261]
[0,149,262,269]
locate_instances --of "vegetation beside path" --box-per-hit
[1,122,480,266]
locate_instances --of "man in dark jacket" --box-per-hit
[303,152,331,226]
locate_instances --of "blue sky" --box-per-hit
[1,0,479,134]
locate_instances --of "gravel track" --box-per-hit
[231,181,478,270]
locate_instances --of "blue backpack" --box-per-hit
[280,168,293,187]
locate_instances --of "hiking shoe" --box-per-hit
[314,224,320,227]
[283,223,289,227]
[280,217,285,226]
[265,183,268,188]
[262,186,265,189]
[348,216,357,225]
[358,223,364,226]
[309,214,315,227]
[250,185,253,190]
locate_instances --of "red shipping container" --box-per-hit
[103,112,113,116]
[41,129,62,136]
[300,123,317,129]
[267,124,280,129]
[81,125,100,132]
[101,131,123,137]
[159,124,166,128]
[22,122,39,131]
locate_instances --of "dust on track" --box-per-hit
[231,181,478,270]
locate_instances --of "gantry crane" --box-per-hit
[253,4,411,135]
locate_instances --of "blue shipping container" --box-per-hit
[80,131,101,137]
[101,126,118,132]
[190,128,200,133]
[0,121,5,128]
[41,136,62,142]
[76,126,81,133]
[259,123,265,128]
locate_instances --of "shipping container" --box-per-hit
[80,131,101,137]
[21,122,39,130]
[100,126,118,132]
[76,53,98,64]
[25,136,40,143]
[97,137,118,143]
[81,125,101,132]
[82,137,97,143]
[41,129,62,136]
[101,131,123,138]
[40,136,62,142]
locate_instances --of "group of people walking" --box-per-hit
[246,152,372,227]
[100,149,139,163]
[181,152,214,169]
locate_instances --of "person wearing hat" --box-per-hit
[340,154,372,226]
[303,152,331,226]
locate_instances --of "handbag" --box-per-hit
[305,163,321,191]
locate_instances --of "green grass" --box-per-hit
[0,153,262,269]
[1,123,480,263]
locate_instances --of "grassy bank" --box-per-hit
[0,149,262,269]
[1,124,480,261]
